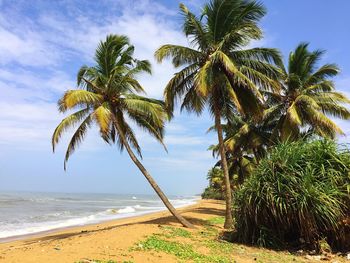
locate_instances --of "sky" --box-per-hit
[0,0,349,195]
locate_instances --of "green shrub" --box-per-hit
[201,186,224,200]
[232,140,350,251]
[202,167,225,200]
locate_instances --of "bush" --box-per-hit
[232,140,350,251]
[201,167,225,200]
[201,186,224,200]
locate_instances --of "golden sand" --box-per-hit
[0,199,225,263]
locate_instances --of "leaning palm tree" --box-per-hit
[265,43,350,141]
[155,0,281,228]
[52,35,194,228]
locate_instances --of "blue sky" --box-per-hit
[0,0,349,195]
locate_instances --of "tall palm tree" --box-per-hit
[52,35,194,228]
[266,43,350,141]
[155,0,281,228]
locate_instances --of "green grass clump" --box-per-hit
[158,226,192,238]
[134,235,229,263]
[233,140,350,250]
[206,216,225,225]
[134,235,199,260]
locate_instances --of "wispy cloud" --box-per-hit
[0,26,61,67]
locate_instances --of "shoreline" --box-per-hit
[0,199,222,263]
[0,199,201,245]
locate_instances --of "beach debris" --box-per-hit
[347,253,350,260]
[79,259,100,263]
[309,249,317,255]
[296,249,304,255]
[137,243,144,249]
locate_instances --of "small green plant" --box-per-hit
[133,234,229,263]
[158,226,192,238]
[134,235,199,260]
[206,216,225,225]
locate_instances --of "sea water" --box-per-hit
[0,192,198,240]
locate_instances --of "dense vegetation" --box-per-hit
[201,168,225,200]
[232,140,350,251]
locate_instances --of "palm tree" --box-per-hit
[207,167,226,192]
[266,43,350,141]
[209,113,273,186]
[221,114,275,161]
[52,35,194,228]
[155,0,281,228]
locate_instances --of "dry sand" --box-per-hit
[0,199,225,263]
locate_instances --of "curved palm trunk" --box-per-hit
[214,109,234,229]
[113,119,195,229]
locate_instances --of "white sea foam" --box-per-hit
[0,193,200,240]
[117,206,136,214]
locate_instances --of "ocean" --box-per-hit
[0,192,198,240]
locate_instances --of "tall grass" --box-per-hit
[232,140,350,251]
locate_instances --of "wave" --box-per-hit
[117,206,136,214]
[0,196,199,240]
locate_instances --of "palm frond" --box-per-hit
[180,3,209,49]
[58,90,103,112]
[194,59,213,96]
[93,103,111,135]
[52,108,90,152]
[305,63,339,86]
[205,0,265,44]
[94,34,129,77]
[163,63,198,115]
[64,115,92,170]
[155,44,202,67]
[231,48,283,68]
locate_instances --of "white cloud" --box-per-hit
[0,102,58,144]
[336,77,350,99]
[0,26,61,67]
[0,69,74,95]
[164,135,205,145]
[145,149,214,171]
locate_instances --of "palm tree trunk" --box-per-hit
[112,118,195,229]
[214,108,234,229]
[253,148,260,164]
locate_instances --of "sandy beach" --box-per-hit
[1,199,346,263]
[0,199,225,263]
